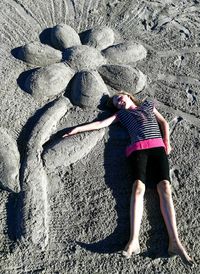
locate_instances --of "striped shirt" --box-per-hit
[116,99,165,156]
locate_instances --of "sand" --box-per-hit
[0,0,199,273]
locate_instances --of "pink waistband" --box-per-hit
[126,138,165,157]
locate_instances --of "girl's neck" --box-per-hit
[129,103,138,110]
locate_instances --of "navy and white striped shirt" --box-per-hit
[116,100,164,154]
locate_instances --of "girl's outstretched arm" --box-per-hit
[62,114,118,137]
[153,107,172,155]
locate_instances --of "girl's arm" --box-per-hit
[63,114,118,137]
[153,107,172,155]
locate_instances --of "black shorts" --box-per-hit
[127,147,170,188]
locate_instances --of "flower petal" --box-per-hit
[81,27,115,50]
[69,70,109,108]
[51,24,81,50]
[99,65,147,93]
[0,128,20,193]
[102,41,147,64]
[14,42,62,66]
[24,63,74,104]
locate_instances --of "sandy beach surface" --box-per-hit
[0,0,199,273]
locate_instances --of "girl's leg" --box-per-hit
[123,179,145,258]
[157,180,193,265]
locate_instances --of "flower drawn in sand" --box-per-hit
[11,24,148,249]
[15,24,147,108]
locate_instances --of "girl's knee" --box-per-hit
[132,180,145,196]
[157,180,171,195]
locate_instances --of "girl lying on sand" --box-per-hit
[63,91,193,266]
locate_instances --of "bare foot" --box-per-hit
[122,241,141,259]
[168,241,193,266]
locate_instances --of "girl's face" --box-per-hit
[112,94,135,110]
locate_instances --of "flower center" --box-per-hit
[64,45,106,71]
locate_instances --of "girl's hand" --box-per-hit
[62,127,79,138]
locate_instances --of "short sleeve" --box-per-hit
[142,99,154,112]
[116,109,124,121]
